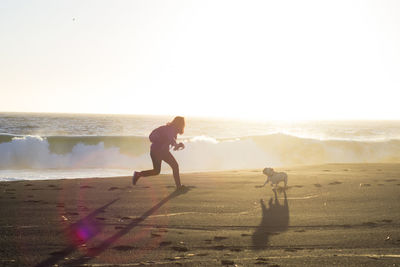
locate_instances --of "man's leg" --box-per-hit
[139,150,162,177]
[133,150,162,185]
[162,151,181,188]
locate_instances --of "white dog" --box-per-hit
[262,168,288,188]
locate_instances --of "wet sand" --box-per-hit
[1,163,400,266]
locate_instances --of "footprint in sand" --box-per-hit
[49,250,65,256]
[25,200,40,203]
[328,181,342,185]
[172,246,189,252]
[24,184,33,187]
[151,233,162,238]
[385,179,397,182]
[108,187,119,191]
[282,186,297,191]
[196,253,209,257]
[362,222,378,227]
[214,236,228,241]
[221,259,235,265]
[164,257,178,261]
[323,170,331,172]
[381,219,392,223]
[159,241,172,247]
[313,184,322,188]
[377,184,384,186]
[80,185,93,189]
[212,245,226,250]
[230,247,242,252]
[255,257,269,265]
[285,247,304,252]
[113,245,136,251]
[48,185,56,188]
[294,229,306,233]
[96,217,106,221]
[241,233,251,237]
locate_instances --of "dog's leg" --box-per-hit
[273,188,278,199]
[262,177,269,187]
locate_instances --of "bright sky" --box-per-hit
[1,0,400,120]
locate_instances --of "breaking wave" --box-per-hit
[1,134,400,174]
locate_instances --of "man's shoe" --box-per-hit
[176,184,187,191]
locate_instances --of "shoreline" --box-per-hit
[2,162,400,182]
[1,163,400,266]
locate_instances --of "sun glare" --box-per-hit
[1,1,399,120]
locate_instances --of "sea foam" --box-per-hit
[1,134,400,176]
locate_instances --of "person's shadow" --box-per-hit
[252,189,289,249]
[35,187,190,267]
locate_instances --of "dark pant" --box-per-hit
[140,149,181,187]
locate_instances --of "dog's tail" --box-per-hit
[284,174,288,186]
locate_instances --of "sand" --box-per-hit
[1,163,400,266]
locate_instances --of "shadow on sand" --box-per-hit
[252,189,289,250]
[35,187,189,267]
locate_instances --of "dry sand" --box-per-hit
[1,163,400,266]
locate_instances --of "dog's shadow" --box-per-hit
[252,189,289,250]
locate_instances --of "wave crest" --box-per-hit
[1,134,400,172]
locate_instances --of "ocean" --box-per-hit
[1,112,400,181]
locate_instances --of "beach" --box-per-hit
[1,163,399,266]
[3,0,400,265]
